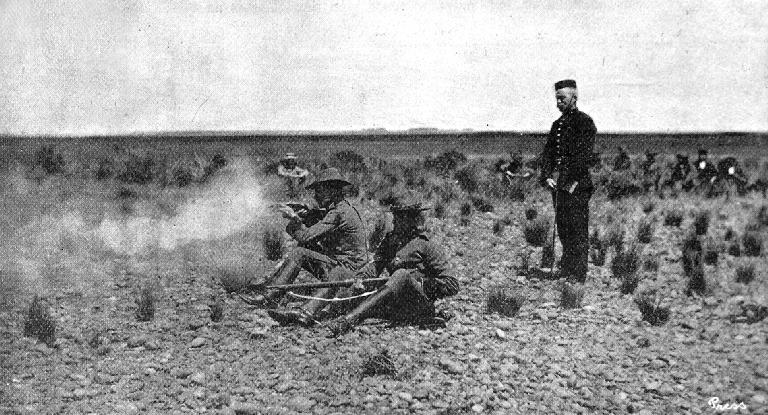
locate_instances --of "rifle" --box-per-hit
[270,203,327,227]
[261,277,389,291]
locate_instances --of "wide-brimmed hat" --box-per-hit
[388,202,431,215]
[305,167,352,190]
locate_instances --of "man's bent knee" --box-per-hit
[385,269,419,292]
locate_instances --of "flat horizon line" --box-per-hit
[1,129,767,139]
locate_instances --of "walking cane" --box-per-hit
[550,188,558,279]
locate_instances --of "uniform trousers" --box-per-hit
[553,188,592,282]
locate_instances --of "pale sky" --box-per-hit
[1,0,766,135]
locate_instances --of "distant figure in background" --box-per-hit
[665,154,694,192]
[695,149,719,187]
[277,153,309,197]
[613,146,631,171]
[495,152,534,185]
[716,156,749,196]
[539,79,596,283]
[640,151,661,192]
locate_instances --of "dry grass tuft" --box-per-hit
[634,291,670,326]
[742,232,763,257]
[135,286,155,322]
[361,350,398,378]
[217,267,253,293]
[643,256,659,272]
[636,219,654,244]
[24,296,56,347]
[612,243,641,275]
[612,244,641,294]
[663,210,684,227]
[641,199,655,214]
[433,203,446,219]
[605,225,625,253]
[559,282,584,309]
[590,229,607,266]
[524,207,538,221]
[728,241,742,257]
[703,245,719,265]
[263,225,285,261]
[757,205,768,228]
[486,285,526,317]
[693,210,710,235]
[471,197,494,213]
[682,234,706,295]
[524,218,549,247]
[735,263,756,284]
[459,201,473,217]
[540,243,555,269]
[210,295,225,322]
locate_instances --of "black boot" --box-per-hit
[268,308,316,327]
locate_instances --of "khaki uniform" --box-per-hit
[287,199,368,271]
[262,199,367,307]
[349,233,459,322]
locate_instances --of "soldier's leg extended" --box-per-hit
[258,247,335,304]
[267,265,353,327]
[327,270,438,337]
[300,267,355,316]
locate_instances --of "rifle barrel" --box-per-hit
[265,277,388,291]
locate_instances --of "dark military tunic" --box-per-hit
[541,108,597,192]
[540,107,596,282]
[716,157,748,195]
[696,158,719,185]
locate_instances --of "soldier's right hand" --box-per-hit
[278,206,300,219]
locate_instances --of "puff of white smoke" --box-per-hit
[95,157,268,255]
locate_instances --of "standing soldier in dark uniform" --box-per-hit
[246,168,369,326]
[540,79,596,283]
[326,202,459,337]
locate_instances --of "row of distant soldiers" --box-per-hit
[614,147,764,196]
[495,148,765,197]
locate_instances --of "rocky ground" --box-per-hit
[1,194,767,415]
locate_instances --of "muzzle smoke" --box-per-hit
[0,156,271,305]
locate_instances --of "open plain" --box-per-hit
[1,133,767,414]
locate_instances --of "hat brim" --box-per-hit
[306,179,352,190]
[389,206,432,213]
